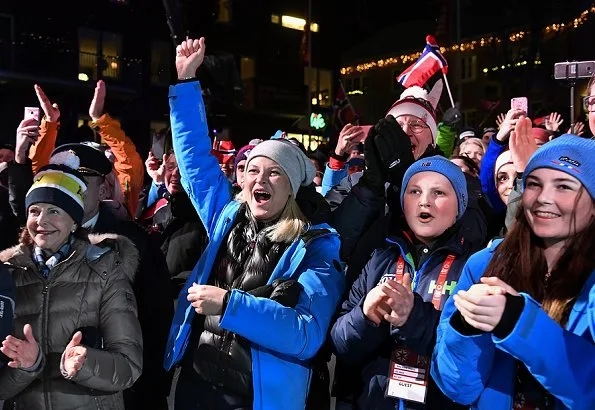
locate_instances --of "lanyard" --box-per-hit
[394,254,456,310]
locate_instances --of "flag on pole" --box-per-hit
[396,35,448,88]
[332,80,358,127]
[299,22,310,66]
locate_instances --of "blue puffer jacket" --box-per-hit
[330,212,483,410]
[431,239,595,410]
[163,81,345,410]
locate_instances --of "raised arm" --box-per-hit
[169,37,233,234]
[89,80,144,216]
[29,84,60,174]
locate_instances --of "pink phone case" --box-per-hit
[511,97,528,113]
[359,125,372,141]
[24,107,40,122]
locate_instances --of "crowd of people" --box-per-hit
[0,35,593,410]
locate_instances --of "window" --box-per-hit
[304,67,332,107]
[271,14,319,32]
[240,57,255,80]
[461,55,477,82]
[151,41,172,85]
[344,78,353,93]
[78,28,123,80]
[217,0,231,23]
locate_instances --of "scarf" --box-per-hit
[33,236,74,278]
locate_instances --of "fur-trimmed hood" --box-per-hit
[0,232,139,282]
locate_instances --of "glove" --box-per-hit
[247,279,303,308]
[269,279,302,308]
[371,116,415,186]
[442,103,462,127]
[357,125,386,196]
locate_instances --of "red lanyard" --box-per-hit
[394,254,456,310]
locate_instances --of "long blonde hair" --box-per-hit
[235,191,308,243]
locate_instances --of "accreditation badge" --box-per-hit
[385,346,429,403]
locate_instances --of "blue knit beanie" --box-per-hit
[523,134,595,198]
[400,155,468,219]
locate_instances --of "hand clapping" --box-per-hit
[453,277,518,332]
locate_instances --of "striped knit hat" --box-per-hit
[25,151,87,224]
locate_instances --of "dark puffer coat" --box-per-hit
[0,233,143,410]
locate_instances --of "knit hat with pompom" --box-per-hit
[25,150,88,224]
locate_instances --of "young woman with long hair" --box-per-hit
[431,133,595,409]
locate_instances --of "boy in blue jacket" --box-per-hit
[331,156,485,410]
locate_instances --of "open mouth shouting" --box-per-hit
[253,189,272,203]
[417,211,434,223]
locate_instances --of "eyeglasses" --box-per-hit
[583,95,595,112]
[396,118,429,134]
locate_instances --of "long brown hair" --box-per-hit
[484,188,595,325]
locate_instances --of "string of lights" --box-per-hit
[340,3,595,75]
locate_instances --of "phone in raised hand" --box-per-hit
[510,97,528,114]
[24,107,40,122]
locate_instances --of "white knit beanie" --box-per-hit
[246,139,315,197]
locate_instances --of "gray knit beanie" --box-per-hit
[246,139,315,197]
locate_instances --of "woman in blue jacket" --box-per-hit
[431,132,595,409]
[163,38,344,410]
[330,155,486,410]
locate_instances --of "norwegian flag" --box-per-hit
[396,35,448,88]
[332,80,358,128]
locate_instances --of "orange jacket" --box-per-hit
[29,118,59,175]
[91,114,144,217]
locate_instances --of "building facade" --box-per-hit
[340,2,595,136]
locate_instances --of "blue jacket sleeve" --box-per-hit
[493,289,595,410]
[479,135,508,213]
[146,181,165,208]
[330,250,390,364]
[430,249,497,405]
[219,234,345,361]
[169,82,232,235]
[320,163,348,197]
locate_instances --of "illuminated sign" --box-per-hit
[310,113,326,130]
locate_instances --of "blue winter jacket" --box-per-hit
[431,239,595,409]
[320,163,347,197]
[162,81,345,410]
[330,215,484,410]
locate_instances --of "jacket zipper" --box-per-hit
[41,276,51,410]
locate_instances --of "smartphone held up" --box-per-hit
[24,107,40,123]
[510,97,528,114]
